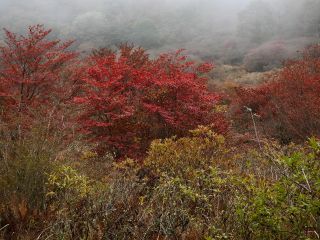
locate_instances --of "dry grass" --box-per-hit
[209,64,279,88]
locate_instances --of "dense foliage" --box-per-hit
[0,25,81,140]
[0,25,319,240]
[0,25,76,111]
[75,45,228,158]
[234,44,320,142]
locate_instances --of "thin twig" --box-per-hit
[36,226,52,240]
[0,224,9,232]
[245,106,262,150]
[302,168,312,192]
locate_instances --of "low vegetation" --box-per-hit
[0,25,319,240]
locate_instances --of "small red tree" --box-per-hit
[233,44,320,143]
[0,25,79,135]
[0,25,77,111]
[75,44,228,159]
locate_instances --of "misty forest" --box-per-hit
[0,0,320,239]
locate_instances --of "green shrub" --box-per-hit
[0,122,74,239]
[141,126,242,239]
[144,126,227,179]
[0,127,56,239]
[47,159,146,240]
[235,138,320,239]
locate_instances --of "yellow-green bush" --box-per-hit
[1,123,319,240]
[140,126,243,239]
[142,128,320,239]
[47,159,146,240]
[0,122,79,239]
[144,126,227,179]
[47,165,93,201]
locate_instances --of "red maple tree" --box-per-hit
[75,44,228,158]
[0,25,79,135]
[233,44,320,143]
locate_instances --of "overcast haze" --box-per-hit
[0,0,319,62]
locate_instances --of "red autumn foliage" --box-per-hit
[0,25,77,112]
[233,44,320,143]
[0,25,80,135]
[75,44,228,159]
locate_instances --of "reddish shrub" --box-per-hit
[75,44,228,159]
[233,44,320,143]
[0,25,77,110]
[0,25,80,136]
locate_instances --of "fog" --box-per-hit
[0,0,319,63]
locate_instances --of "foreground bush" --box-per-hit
[1,126,319,239]
[142,127,240,239]
[0,123,67,239]
[236,138,320,239]
[143,132,320,239]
